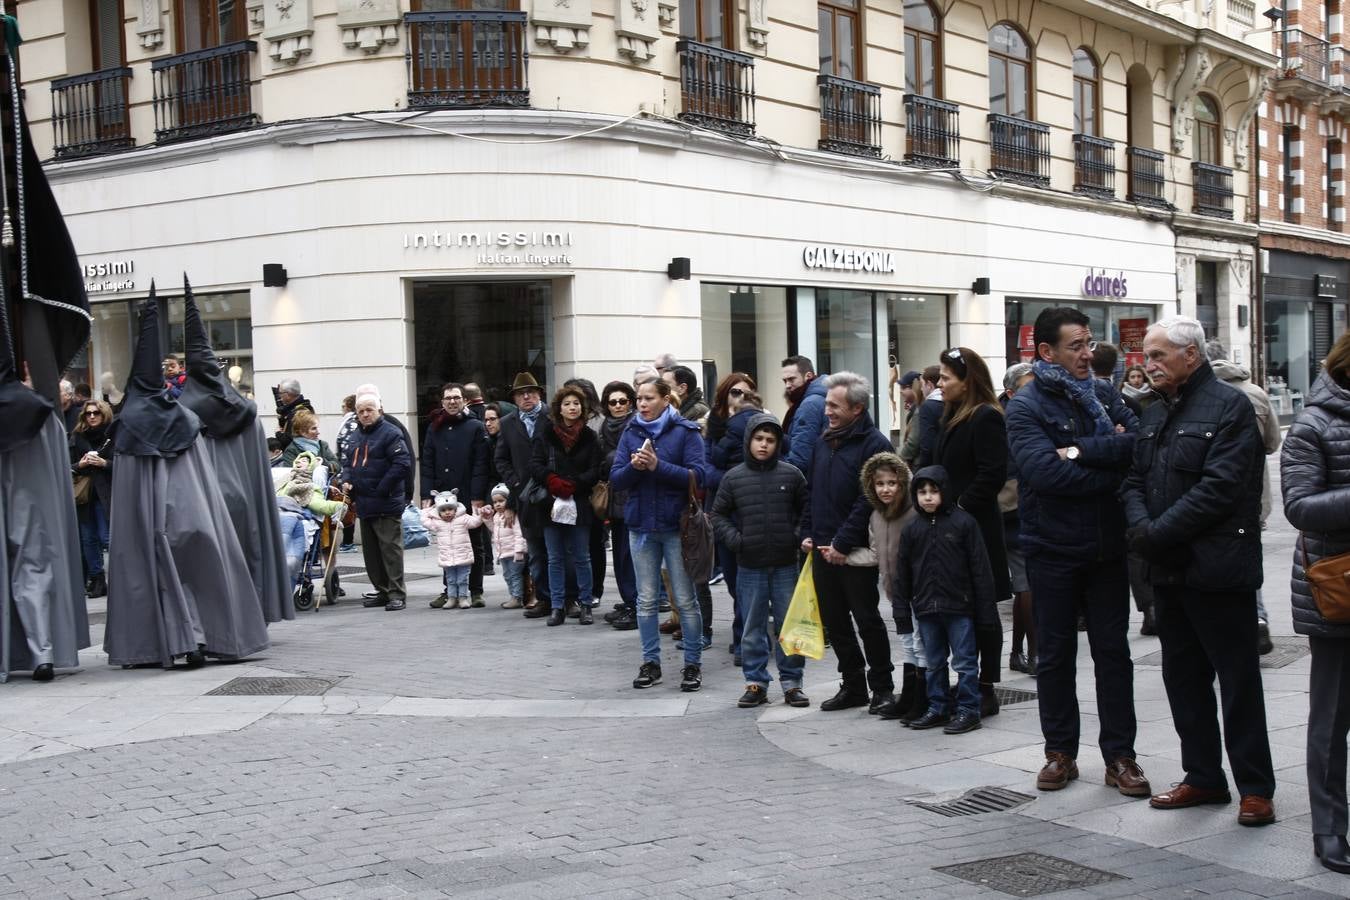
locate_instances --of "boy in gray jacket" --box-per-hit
[711,414,810,709]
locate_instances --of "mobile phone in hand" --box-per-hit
[641,438,654,454]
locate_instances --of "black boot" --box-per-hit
[32,663,54,682]
[578,605,593,625]
[546,608,566,626]
[86,573,107,599]
[900,668,928,725]
[980,682,1000,717]
[881,665,916,720]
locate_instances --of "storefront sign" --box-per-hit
[1018,325,1035,362]
[1317,274,1339,298]
[1118,317,1149,367]
[802,245,896,274]
[82,258,135,294]
[402,230,575,267]
[1082,269,1128,299]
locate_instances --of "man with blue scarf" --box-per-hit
[1006,307,1147,799]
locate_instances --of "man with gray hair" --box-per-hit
[799,371,895,712]
[1120,315,1275,826]
[273,377,314,448]
[1205,338,1283,654]
[653,353,679,374]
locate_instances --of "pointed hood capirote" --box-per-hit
[179,275,256,438]
[113,284,202,457]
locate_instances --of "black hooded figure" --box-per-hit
[103,287,269,668]
[179,276,291,623]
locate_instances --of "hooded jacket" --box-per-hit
[784,374,829,475]
[1282,371,1350,639]
[801,408,893,554]
[421,505,483,568]
[894,466,997,628]
[861,452,916,602]
[710,414,807,569]
[1211,357,1282,524]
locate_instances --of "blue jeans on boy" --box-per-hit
[79,498,109,577]
[918,613,979,716]
[544,523,592,610]
[444,564,471,599]
[499,556,525,601]
[738,564,803,690]
[631,530,702,666]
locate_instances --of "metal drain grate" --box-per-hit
[994,686,1037,706]
[935,852,1124,895]
[207,676,339,696]
[333,566,439,582]
[1135,636,1310,670]
[911,786,1035,818]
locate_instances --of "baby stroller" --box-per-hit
[274,461,349,612]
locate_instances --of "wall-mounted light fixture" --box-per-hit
[667,257,691,280]
[262,263,288,287]
[972,277,991,295]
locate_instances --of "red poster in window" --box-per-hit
[1018,325,1035,350]
[1118,317,1149,354]
[1125,352,1145,367]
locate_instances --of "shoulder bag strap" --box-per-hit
[687,469,698,504]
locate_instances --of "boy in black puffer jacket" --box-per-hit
[710,414,810,709]
[895,465,995,735]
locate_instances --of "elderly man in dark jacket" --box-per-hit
[1120,315,1274,827]
[1006,307,1148,798]
[342,391,412,611]
[800,371,895,713]
[494,372,552,616]
[421,382,490,604]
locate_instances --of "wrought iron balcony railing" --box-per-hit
[903,95,959,168]
[1073,134,1115,199]
[1126,147,1168,208]
[151,41,258,143]
[988,113,1050,187]
[1192,161,1235,218]
[405,10,529,109]
[817,75,881,158]
[51,67,134,159]
[676,39,755,136]
[1281,28,1332,85]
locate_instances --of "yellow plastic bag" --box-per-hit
[779,554,825,660]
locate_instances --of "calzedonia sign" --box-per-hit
[803,244,896,274]
[1082,268,1128,299]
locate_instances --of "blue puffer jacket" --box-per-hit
[1006,375,1138,560]
[341,415,412,519]
[610,410,709,533]
[801,410,893,554]
[785,375,829,475]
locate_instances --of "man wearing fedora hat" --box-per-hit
[495,371,553,616]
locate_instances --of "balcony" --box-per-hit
[1126,147,1168,208]
[987,113,1050,187]
[1073,134,1115,199]
[50,67,134,159]
[1192,161,1234,218]
[676,40,755,136]
[817,75,881,158]
[903,95,959,168]
[405,10,529,109]
[1276,29,1334,101]
[151,41,258,143]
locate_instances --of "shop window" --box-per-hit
[1005,298,1159,367]
[700,284,790,417]
[819,0,861,80]
[1193,94,1221,164]
[988,23,1032,119]
[904,0,941,97]
[680,0,736,46]
[1072,48,1099,137]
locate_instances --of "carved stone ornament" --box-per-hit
[616,0,659,62]
[247,0,265,32]
[337,0,401,53]
[264,0,313,64]
[531,0,591,53]
[137,0,165,51]
[1169,47,1212,154]
[1233,72,1272,168]
[658,1,676,31]
[747,0,768,49]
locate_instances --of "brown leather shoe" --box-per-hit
[1149,783,1232,809]
[659,619,679,635]
[1105,758,1152,798]
[1037,752,1079,791]
[1238,794,1276,827]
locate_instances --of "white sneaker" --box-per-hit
[457,596,472,609]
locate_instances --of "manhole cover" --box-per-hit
[995,686,1037,706]
[912,786,1035,818]
[206,676,339,696]
[333,566,438,582]
[1135,636,1309,670]
[936,852,1124,895]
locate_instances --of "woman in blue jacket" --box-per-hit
[610,378,708,693]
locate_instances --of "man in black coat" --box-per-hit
[1120,315,1275,827]
[342,391,412,611]
[494,372,552,616]
[421,382,490,604]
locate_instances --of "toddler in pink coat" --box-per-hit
[480,483,527,609]
[421,491,482,609]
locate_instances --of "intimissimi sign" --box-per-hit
[402,229,575,267]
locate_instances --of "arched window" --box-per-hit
[1073,49,1099,136]
[1194,94,1222,164]
[988,23,1032,119]
[905,0,941,97]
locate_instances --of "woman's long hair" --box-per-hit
[75,399,114,435]
[712,372,756,419]
[1326,331,1350,389]
[940,347,1001,429]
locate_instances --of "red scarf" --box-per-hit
[554,419,585,450]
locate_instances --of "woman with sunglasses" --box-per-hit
[934,346,1009,717]
[599,381,639,629]
[71,400,114,598]
[707,374,760,658]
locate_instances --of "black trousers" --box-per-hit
[1155,586,1275,798]
[469,522,488,596]
[359,515,406,603]
[589,519,607,601]
[812,556,894,695]
[1309,636,1350,835]
[1028,552,1136,764]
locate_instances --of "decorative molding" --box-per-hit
[658,2,676,31]
[531,0,591,53]
[337,0,401,53]
[264,0,314,64]
[1170,46,1213,153]
[1233,72,1271,168]
[615,0,659,63]
[342,24,399,52]
[137,0,165,50]
[747,0,768,50]
[247,0,265,33]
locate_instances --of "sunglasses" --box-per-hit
[728,388,748,398]
[944,348,964,363]
[607,398,630,406]
[84,410,102,417]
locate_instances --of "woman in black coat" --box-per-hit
[529,385,603,626]
[599,381,638,627]
[934,347,1008,714]
[1283,332,1350,874]
[70,399,114,598]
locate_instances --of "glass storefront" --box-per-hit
[700,284,791,418]
[1005,298,1159,367]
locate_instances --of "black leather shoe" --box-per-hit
[908,709,951,730]
[868,692,896,715]
[1009,650,1030,674]
[362,591,380,600]
[32,663,54,682]
[578,605,593,625]
[980,683,1000,717]
[943,710,982,734]
[523,604,549,619]
[1257,621,1274,656]
[1315,835,1350,874]
[819,685,870,712]
[362,596,388,608]
[184,647,206,668]
[384,599,406,611]
[875,696,906,719]
[547,608,566,626]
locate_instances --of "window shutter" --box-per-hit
[96,0,123,69]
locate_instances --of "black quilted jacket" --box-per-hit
[710,414,807,569]
[1282,371,1350,639]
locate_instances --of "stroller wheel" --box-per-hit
[294,581,316,611]
[323,573,339,606]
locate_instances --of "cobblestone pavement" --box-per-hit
[0,457,1345,898]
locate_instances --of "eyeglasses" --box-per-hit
[443,396,464,404]
[728,388,747,398]
[607,398,630,407]
[1066,340,1099,354]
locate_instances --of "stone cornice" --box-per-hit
[1260,219,1350,250]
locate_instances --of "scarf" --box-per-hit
[602,411,634,450]
[520,403,543,438]
[1032,359,1115,436]
[292,436,320,456]
[630,404,682,439]
[822,415,858,449]
[554,419,585,450]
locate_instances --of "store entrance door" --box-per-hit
[412,280,552,444]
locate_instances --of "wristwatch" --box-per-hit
[1066,446,1081,461]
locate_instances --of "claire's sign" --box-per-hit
[1083,269,1128,299]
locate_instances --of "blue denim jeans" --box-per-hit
[631,530,701,665]
[79,497,109,577]
[738,564,803,690]
[610,521,637,608]
[499,556,525,601]
[918,613,979,716]
[443,564,470,599]
[544,523,592,610]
